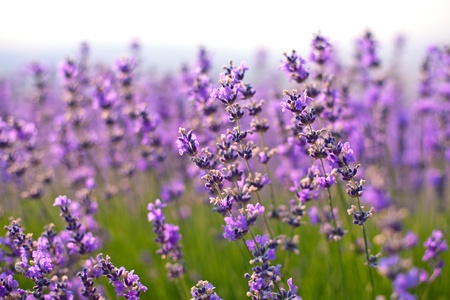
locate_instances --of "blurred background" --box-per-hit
[1,0,450,78]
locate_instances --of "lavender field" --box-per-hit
[0,31,449,300]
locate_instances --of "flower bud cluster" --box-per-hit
[190,280,222,300]
[244,235,301,299]
[147,199,185,280]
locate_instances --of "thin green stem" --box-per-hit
[335,239,347,298]
[241,146,274,238]
[234,110,274,238]
[174,277,187,300]
[38,197,56,224]
[241,237,253,257]
[306,123,339,233]
[248,227,262,253]
[273,281,287,300]
[178,275,191,300]
[258,131,277,208]
[355,194,375,298]
[362,223,375,299]
[281,227,295,276]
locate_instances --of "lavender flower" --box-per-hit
[310,34,332,65]
[392,268,425,300]
[222,203,265,241]
[280,51,310,83]
[77,267,104,300]
[273,278,302,300]
[94,254,147,299]
[190,280,222,300]
[423,230,448,262]
[356,30,380,68]
[177,127,199,156]
[53,195,99,254]
[148,199,185,279]
[423,230,448,280]
[0,274,22,298]
[281,89,313,114]
[244,235,300,299]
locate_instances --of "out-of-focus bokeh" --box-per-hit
[1,0,449,74]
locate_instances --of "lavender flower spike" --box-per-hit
[190,280,222,300]
[423,230,448,262]
[95,254,148,299]
[176,127,199,156]
[148,199,185,279]
[423,230,448,280]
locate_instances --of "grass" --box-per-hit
[2,175,448,299]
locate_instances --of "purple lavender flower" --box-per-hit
[196,47,212,74]
[0,274,21,298]
[363,186,392,211]
[54,195,99,255]
[223,214,249,241]
[244,235,294,299]
[347,205,374,226]
[176,127,199,156]
[402,232,419,249]
[393,268,424,300]
[59,58,79,83]
[77,267,103,300]
[310,34,332,65]
[148,199,185,279]
[314,173,336,189]
[222,203,265,241]
[210,85,239,106]
[54,195,71,207]
[280,51,309,83]
[190,280,222,300]
[147,199,166,223]
[246,172,270,191]
[356,30,380,68]
[423,230,448,262]
[422,230,448,281]
[281,89,313,114]
[289,172,319,203]
[274,278,302,300]
[160,179,185,203]
[94,254,147,299]
[210,195,234,215]
[307,206,321,225]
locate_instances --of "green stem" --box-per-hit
[354,193,375,298]
[273,281,287,300]
[281,227,295,276]
[38,197,56,224]
[235,112,274,238]
[241,147,274,239]
[178,275,191,300]
[258,131,277,208]
[174,277,187,300]
[335,239,347,298]
[361,223,375,299]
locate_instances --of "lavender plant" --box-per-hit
[0,31,449,300]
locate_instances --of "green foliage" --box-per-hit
[2,183,448,299]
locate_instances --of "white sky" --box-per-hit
[1,0,449,52]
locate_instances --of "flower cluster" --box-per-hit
[423,230,448,280]
[222,203,265,241]
[190,280,222,300]
[147,199,185,279]
[244,235,301,299]
[280,51,310,84]
[53,195,99,255]
[93,254,148,299]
